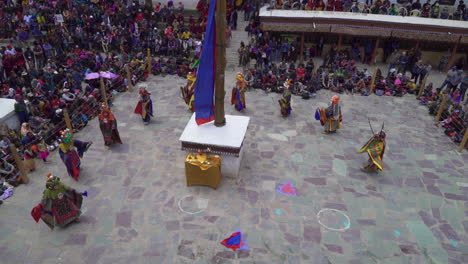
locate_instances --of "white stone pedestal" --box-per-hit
[0,99,19,129]
[179,114,250,179]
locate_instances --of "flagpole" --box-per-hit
[214,0,226,127]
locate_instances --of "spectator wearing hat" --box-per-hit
[448,70,463,94]
[460,74,468,103]
[440,66,459,91]
[4,45,15,56]
[398,51,408,73]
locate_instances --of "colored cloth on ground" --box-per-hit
[0,187,14,199]
[277,181,297,196]
[221,230,248,251]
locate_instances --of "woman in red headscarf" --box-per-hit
[99,103,122,147]
[196,0,206,11]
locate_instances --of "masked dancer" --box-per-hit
[30,173,86,230]
[358,122,387,172]
[134,87,153,125]
[99,103,122,147]
[279,79,293,117]
[316,95,342,133]
[58,129,92,181]
[181,71,196,112]
[231,72,246,111]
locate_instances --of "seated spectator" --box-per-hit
[440,6,450,19]
[431,3,440,18]
[412,0,422,10]
[334,0,344,11]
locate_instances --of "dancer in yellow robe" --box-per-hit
[181,71,196,112]
[358,127,386,172]
[316,95,342,133]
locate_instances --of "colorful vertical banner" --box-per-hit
[194,0,216,125]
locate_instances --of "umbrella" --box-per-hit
[85,72,100,80]
[100,72,119,79]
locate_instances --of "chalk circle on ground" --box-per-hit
[178,195,209,215]
[80,207,87,215]
[316,208,351,232]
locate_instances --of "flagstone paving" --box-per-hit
[1,24,468,264]
[0,69,466,263]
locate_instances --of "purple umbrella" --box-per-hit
[85,72,100,80]
[100,72,119,79]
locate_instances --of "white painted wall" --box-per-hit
[157,0,464,10]
[360,0,463,7]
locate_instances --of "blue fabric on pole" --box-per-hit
[194,0,216,125]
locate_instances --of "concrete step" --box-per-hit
[225,17,251,69]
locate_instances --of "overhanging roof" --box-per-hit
[259,7,468,43]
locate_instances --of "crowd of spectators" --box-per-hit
[0,0,466,188]
[0,0,244,187]
[239,6,467,146]
[273,0,468,20]
[419,67,468,145]
[239,13,438,98]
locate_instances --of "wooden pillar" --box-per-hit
[434,95,449,123]
[417,74,429,97]
[9,143,28,184]
[146,48,152,75]
[370,38,380,66]
[63,108,73,132]
[300,32,305,63]
[100,77,108,106]
[445,36,461,72]
[370,68,378,93]
[145,0,153,8]
[126,65,133,92]
[214,0,227,127]
[458,129,468,152]
[337,34,343,51]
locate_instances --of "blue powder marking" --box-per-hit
[275,209,283,215]
[450,239,459,247]
[393,230,401,236]
[343,221,350,228]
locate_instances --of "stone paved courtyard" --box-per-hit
[1,25,468,264]
[1,70,467,263]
